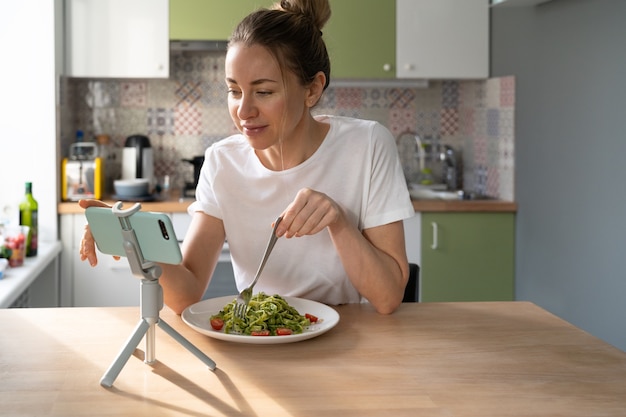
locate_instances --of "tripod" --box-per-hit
[99,202,216,388]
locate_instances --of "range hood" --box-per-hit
[170,40,228,52]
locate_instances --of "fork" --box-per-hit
[233,216,283,320]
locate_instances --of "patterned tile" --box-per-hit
[201,81,228,107]
[415,109,440,138]
[388,108,418,138]
[440,108,459,136]
[146,79,175,107]
[175,81,202,107]
[386,88,416,109]
[202,107,236,135]
[486,108,500,138]
[486,166,500,198]
[174,106,202,136]
[459,107,476,136]
[500,76,515,107]
[336,88,364,108]
[473,136,488,166]
[459,80,486,109]
[63,67,517,200]
[442,81,459,109]
[120,82,146,107]
[363,87,390,109]
[171,51,207,82]
[147,108,175,136]
[116,108,147,138]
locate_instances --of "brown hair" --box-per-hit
[228,0,331,90]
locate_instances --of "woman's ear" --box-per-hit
[306,71,326,107]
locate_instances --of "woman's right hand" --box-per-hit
[78,199,114,266]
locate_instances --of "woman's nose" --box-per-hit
[237,95,256,120]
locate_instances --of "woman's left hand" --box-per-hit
[277,188,343,238]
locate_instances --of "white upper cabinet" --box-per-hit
[65,0,169,78]
[396,0,489,79]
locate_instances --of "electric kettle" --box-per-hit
[122,135,154,185]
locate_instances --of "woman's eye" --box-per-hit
[228,89,242,97]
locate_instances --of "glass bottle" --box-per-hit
[19,182,38,257]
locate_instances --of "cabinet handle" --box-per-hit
[383,63,392,72]
[431,221,438,250]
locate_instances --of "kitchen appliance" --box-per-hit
[182,156,204,198]
[122,135,154,188]
[113,178,150,199]
[62,142,103,201]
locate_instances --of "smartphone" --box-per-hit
[85,206,182,265]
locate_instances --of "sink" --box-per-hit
[408,184,461,200]
[410,188,461,200]
[408,184,494,201]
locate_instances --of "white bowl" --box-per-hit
[114,178,150,198]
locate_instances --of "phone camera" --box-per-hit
[158,220,171,240]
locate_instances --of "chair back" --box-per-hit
[403,263,420,302]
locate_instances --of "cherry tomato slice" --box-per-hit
[210,318,224,331]
[305,313,319,323]
[251,330,270,336]
[276,328,293,336]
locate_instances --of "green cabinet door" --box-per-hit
[421,213,515,302]
[325,0,395,79]
[171,0,396,79]
[170,0,273,40]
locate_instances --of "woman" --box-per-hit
[80,0,414,315]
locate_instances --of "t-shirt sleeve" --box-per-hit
[186,146,223,219]
[362,123,415,229]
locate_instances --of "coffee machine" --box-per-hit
[122,135,154,186]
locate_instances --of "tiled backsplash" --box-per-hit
[61,51,514,200]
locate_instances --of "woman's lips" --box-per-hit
[242,124,267,137]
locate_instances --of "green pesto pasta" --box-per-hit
[210,293,312,335]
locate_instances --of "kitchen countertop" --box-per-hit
[0,241,62,307]
[1,301,625,416]
[57,191,194,215]
[411,198,517,212]
[58,192,517,214]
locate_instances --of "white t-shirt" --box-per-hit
[188,115,414,305]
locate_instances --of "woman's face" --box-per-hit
[225,43,309,151]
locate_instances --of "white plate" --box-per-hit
[181,295,340,345]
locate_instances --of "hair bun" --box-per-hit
[272,0,331,31]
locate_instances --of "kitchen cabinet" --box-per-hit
[396,0,489,79]
[170,0,395,79]
[324,0,396,79]
[61,213,141,307]
[65,0,169,78]
[170,0,273,40]
[419,212,514,301]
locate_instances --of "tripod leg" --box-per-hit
[158,320,217,370]
[100,319,151,388]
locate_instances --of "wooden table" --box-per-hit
[1,301,625,416]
